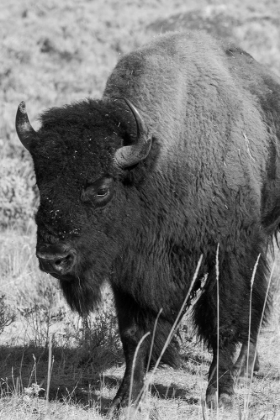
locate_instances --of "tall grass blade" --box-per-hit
[244,257,274,419]
[146,308,163,374]
[216,244,220,418]
[127,331,151,418]
[242,254,260,417]
[46,333,53,416]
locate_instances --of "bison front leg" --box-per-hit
[206,339,259,408]
[206,343,235,408]
[110,287,149,412]
[112,325,148,408]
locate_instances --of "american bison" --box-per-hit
[16,30,278,408]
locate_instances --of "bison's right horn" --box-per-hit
[114,99,152,168]
[15,101,36,151]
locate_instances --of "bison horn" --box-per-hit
[15,101,36,151]
[114,99,152,168]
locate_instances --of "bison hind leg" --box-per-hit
[233,340,260,379]
[146,317,181,370]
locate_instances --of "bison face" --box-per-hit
[16,98,152,313]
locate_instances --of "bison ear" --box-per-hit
[114,99,152,169]
[15,101,36,151]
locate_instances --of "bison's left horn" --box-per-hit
[114,99,152,168]
[15,101,36,151]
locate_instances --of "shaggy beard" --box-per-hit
[59,269,104,316]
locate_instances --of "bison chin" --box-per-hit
[58,269,104,316]
[49,272,76,283]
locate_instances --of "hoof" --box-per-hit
[219,393,233,408]
[234,362,259,381]
[206,393,218,409]
[118,406,139,420]
[106,399,120,418]
[239,359,260,378]
[107,397,140,419]
[206,389,233,409]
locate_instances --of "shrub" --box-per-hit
[0,294,16,334]
[0,156,38,230]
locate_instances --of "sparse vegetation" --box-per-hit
[1,0,280,419]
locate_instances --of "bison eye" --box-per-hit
[81,176,114,207]
[96,188,109,197]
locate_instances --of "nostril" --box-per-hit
[54,254,73,270]
[54,258,64,268]
[37,250,75,275]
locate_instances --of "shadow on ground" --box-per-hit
[0,335,278,417]
[83,375,200,415]
[0,344,122,401]
[0,343,203,415]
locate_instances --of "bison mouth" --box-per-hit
[49,272,76,282]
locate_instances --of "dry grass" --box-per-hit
[1,0,280,419]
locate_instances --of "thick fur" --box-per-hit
[26,31,280,406]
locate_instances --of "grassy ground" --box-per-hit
[1,0,280,419]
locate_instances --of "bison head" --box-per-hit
[16,98,152,314]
